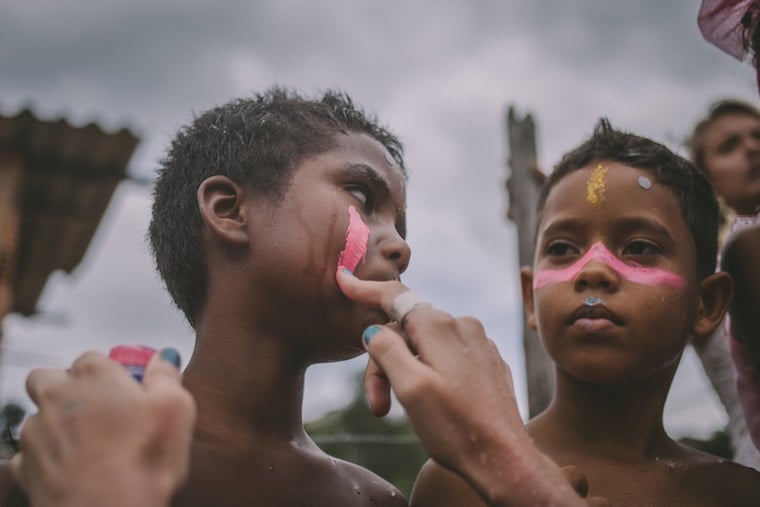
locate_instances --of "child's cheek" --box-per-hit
[336,205,370,274]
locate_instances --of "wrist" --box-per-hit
[455,430,586,507]
[58,468,174,507]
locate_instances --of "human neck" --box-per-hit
[182,314,311,449]
[537,369,676,460]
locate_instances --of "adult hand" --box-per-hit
[337,270,608,507]
[9,349,196,507]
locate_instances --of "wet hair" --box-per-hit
[537,119,720,280]
[689,99,760,170]
[149,87,405,326]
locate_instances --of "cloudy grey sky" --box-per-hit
[1,0,757,437]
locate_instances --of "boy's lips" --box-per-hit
[572,318,616,334]
[568,304,622,326]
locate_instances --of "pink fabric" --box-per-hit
[698,0,760,92]
[698,0,755,60]
[731,335,760,450]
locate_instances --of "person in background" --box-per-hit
[689,98,760,462]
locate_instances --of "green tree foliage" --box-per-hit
[306,374,428,498]
[0,402,25,459]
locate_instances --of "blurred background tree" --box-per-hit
[0,402,24,459]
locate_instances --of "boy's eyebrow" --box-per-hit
[539,216,673,240]
[539,218,585,239]
[340,163,390,193]
[612,216,672,238]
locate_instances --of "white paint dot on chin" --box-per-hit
[638,176,652,190]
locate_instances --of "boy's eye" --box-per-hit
[717,136,740,154]
[347,185,373,210]
[545,242,578,258]
[623,240,660,257]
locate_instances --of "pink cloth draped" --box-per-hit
[698,0,756,60]
[698,0,760,91]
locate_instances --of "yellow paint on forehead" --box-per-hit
[586,163,608,207]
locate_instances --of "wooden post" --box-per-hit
[504,106,554,418]
[0,152,23,344]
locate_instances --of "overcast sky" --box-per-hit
[1,0,757,437]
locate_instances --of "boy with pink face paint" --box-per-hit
[411,119,760,507]
[0,87,414,507]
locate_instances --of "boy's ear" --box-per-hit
[520,267,538,330]
[691,271,733,339]
[197,175,249,246]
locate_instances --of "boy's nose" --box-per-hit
[378,227,411,275]
[572,260,618,292]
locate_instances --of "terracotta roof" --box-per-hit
[0,109,139,315]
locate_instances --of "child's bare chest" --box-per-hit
[561,457,736,507]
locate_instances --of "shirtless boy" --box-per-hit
[410,120,760,506]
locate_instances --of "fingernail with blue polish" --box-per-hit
[160,348,181,369]
[363,325,381,344]
[340,267,354,276]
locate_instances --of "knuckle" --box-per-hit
[71,350,108,376]
[399,375,436,404]
[458,315,485,334]
[404,307,454,335]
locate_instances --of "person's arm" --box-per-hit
[337,270,609,507]
[8,349,196,507]
[722,223,760,370]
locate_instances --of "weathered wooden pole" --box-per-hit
[0,153,23,341]
[504,106,554,418]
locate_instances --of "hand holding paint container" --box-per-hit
[108,345,156,382]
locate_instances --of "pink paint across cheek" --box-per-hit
[336,205,370,273]
[532,242,687,290]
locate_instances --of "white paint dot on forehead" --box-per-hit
[384,151,396,166]
[638,175,652,190]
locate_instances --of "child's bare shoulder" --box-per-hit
[410,459,485,507]
[682,456,760,507]
[329,456,408,506]
[665,446,760,506]
[176,443,408,507]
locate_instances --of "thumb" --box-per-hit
[141,348,183,391]
[363,325,428,397]
[8,452,26,491]
[364,356,392,417]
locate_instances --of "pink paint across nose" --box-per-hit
[533,242,687,290]
[336,205,370,273]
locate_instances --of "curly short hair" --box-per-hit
[538,119,720,280]
[149,87,405,326]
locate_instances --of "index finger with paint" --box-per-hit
[336,267,410,314]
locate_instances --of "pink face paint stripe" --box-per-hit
[336,205,370,273]
[533,242,687,290]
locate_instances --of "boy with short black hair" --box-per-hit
[151,87,412,506]
[411,120,760,506]
[0,86,412,507]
